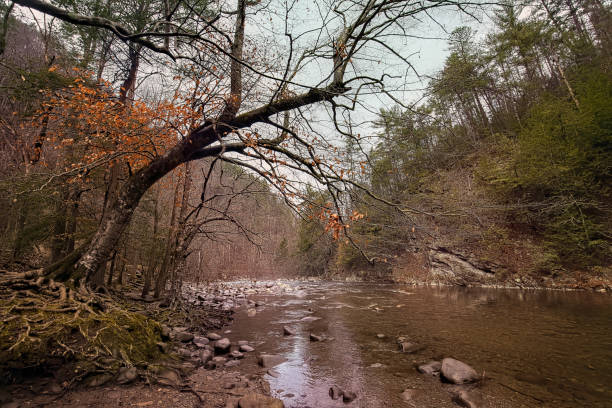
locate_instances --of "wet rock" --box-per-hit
[230,350,245,359]
[116,366,138,384]
[267,369,280,378]
[193,336,210,347]
[342,390,357,403]
[309,333,323,342]
[441,358,479,384]
[451,389,484,408]
[283,326,295,336]
[417,360,442,376]
[215,338,231,353]
[329,385,343,400]
[207,332,222,341]
[238,393,284,408]
[376,334,386,339]
[369,363,384,368]
[85,373,113,387]
[240,345,255,352]
[247,308,257,317]
[173,331,194,342]
[258,354,285,368]
[399,341,423,354]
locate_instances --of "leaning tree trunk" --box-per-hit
[45,0,345,285]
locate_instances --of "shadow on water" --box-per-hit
[229,283,612,408]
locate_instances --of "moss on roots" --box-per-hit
[0,271,163,384]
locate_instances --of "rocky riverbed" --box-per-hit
[2,279,611,408]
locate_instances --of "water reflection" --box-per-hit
[229,283,612,407]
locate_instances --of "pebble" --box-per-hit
[207,332,222,341]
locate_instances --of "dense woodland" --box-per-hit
[298,1,612,287]
[0,0,610,292]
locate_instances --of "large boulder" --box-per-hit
[238,393,284,408]
[441,358,479,384]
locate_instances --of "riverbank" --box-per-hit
[0,278,297,408]
[1,278,610,407]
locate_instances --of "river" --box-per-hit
[224,282,612,407]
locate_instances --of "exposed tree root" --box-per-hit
[0,271,163,386]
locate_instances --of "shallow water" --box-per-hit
[228,282,612,407]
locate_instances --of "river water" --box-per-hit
[227,282,612,407]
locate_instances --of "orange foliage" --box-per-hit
[38,70,200,177]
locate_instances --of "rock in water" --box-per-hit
[240,344,255,352]
[258,354,286,368]
[309,333,323,342]
[116,367,138,384]
[342,390,357,403]
[441,358,479,384]
[417,361,442,376]
[329,385,343,400]
[215,338,231,353]
[399,341,423,354]
[283,326,295,336]
[238,393,284,408]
